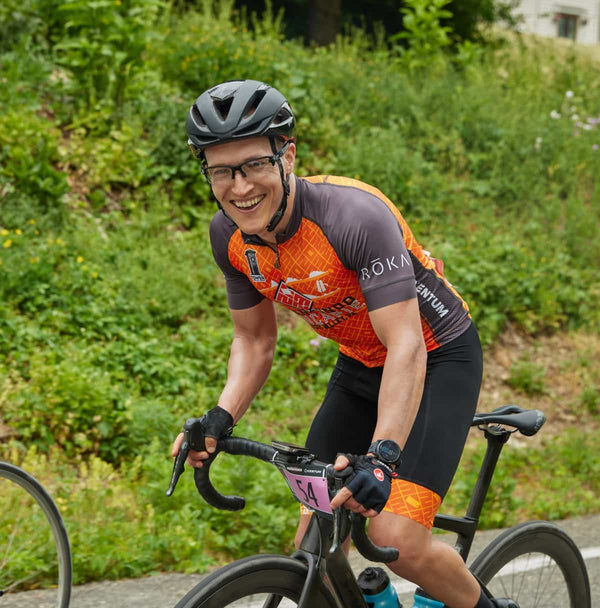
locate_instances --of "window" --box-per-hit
[556,13,578,40]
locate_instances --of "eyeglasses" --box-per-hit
[199,141,290,185]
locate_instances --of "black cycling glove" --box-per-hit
[342,454,396,513]
[186,406,234,451]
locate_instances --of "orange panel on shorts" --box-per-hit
[384,478,441,530]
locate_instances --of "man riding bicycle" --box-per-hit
[171,79,516,608]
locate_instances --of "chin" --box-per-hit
[233,216,267,236]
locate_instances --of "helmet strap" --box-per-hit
[266,137,290,233]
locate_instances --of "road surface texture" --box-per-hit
[3,514,598,607]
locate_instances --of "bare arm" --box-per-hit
[368,297,427,449]
[171,298,277,465]
[330,297,426,515]
[219,298,278,423]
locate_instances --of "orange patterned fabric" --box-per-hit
[222,175,471,366]
[227,218,390,366]
[384,478,442,530]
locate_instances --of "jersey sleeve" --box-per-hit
[209,214,265,310]
[328,192,417,311]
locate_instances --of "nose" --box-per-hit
[229,170,252,196]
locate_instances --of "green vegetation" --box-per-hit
[0,0,599,586]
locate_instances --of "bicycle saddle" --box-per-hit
[472,405,546,436]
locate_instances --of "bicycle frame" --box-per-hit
[434,425,511,562]
[287,425,514,608]
[293,510,368,607]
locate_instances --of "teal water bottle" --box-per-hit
[411,587,444,608]
[358,567,401,608]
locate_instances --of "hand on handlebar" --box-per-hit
[329,453,395,518]
[171,432,217,468]
[170,406,234,468]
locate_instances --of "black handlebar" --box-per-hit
[166,418,398,563]
[193,437,277,512]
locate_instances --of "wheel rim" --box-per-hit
[483,550,575,606]
[0,466,71,608]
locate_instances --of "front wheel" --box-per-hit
[470,521,591,608]
[0,461,72,608]
[174,554,337,608]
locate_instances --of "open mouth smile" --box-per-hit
[232,195,265,210]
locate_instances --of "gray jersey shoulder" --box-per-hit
[297,178,417,309]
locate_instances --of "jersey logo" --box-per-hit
[244,249,266,283]
[275,281,313,311]
[374,469,385,482]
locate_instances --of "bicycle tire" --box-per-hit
[470,520,591,608]
[174,554,338,608]
[0,461,72,608]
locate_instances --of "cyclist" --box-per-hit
[172,79,515,608]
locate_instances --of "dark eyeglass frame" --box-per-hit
[194,141,291,184]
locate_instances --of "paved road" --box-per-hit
[3,515,599,607]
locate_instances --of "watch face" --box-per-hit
[378,440,401,463]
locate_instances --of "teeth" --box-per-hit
[234,196,262,209]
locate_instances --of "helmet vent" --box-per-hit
[273,107,292,126]
[191,105,206,127]
[214,97,234,121]
[243,90,266,119]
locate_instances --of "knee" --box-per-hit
[368,519,431,578]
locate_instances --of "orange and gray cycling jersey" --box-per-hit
[210,175,472,367]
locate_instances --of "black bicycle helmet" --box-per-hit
[186,80,295,233]
[186,79,295,154]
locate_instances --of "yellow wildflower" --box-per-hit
[0,229,8,236]
[15,229,23,235]
[3,240,12,248]
[77,256,84,263]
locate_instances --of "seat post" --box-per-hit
[466,427,511,522]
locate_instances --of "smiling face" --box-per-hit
[204,136,296,241]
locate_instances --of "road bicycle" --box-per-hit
[167,405,591,608]
[0,461,72,608]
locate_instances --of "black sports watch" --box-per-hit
[368,439,402,467]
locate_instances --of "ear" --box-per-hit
[283,141,296,175]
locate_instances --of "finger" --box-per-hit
[363,509,380,518]
[343,497,364,512]
[330,486,353,509]
[333,454,350,471]
[187,450,207,468]
[205,436,218,454]
[171,432,184,458]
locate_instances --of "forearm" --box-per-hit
[217,333,276,422]
[372,335,426,449]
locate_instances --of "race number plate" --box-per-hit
[278,465,333,517]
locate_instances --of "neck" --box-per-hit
[259,174,296,244]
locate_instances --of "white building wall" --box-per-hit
[513,0,600,44]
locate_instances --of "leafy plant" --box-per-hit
[53,0,166,115]
[392,0,453,71]
[506,359,547,396]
